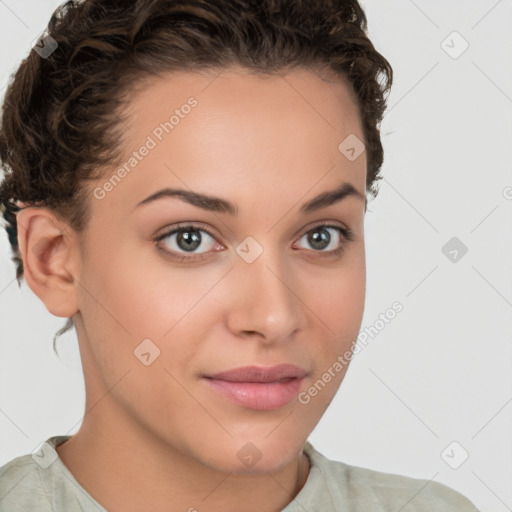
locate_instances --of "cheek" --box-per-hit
[297,258,365,420]
[299,245,365,406]
[79,228,215,335]
[308,245,366,340]
[75,245,219,417]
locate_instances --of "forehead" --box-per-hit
[123,65,363,140]
[88,66,366,216]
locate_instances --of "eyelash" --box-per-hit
[154,221,354,263]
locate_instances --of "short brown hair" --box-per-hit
[0,0,392,285]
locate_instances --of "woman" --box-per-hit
[0,0,480,510]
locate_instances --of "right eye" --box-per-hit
[155,223,221,262]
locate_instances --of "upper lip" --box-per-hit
[205,364,307,383]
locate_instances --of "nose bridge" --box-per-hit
[228,239,306,341]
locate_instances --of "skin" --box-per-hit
[16,66,367,512]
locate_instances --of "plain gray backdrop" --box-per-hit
[1,1,511,511]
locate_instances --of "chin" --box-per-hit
[193,435,305,475]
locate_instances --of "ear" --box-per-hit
[16,207,80,318]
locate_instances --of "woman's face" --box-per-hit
[74,66,367,472]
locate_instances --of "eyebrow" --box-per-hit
[134,181,366,215]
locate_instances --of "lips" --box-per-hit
[203,364,307,410]
[206,364,307,383]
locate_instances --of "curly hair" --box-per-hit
[0,0,392,330]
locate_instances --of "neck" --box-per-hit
[56,403,310,512]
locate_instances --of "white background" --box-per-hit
[1,1,511,511]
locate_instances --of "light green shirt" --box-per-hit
[0,435,480,511]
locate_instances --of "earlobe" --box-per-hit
[16,207,80,318]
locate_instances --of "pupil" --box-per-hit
[309,228,330,250]
[177,229,201,252]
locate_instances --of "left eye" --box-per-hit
[295,225,349,252]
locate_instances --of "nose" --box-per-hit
[225,245,308,344]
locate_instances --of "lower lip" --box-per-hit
[203,377,305,410]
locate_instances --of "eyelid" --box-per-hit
[297,219,351,237]
[155,221,217,239]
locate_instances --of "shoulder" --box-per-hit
[0,435,103,512]
[303,442,480,511]
[0,452,52,512]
